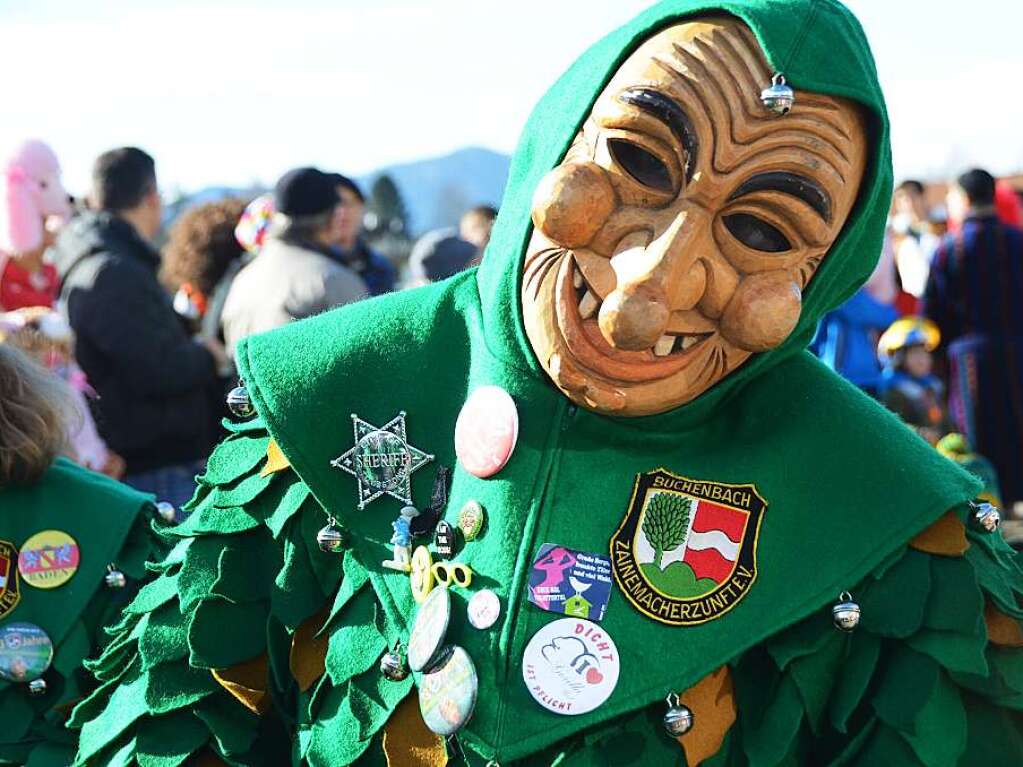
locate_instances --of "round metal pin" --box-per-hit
[18,529,80,589]
[408,585,451,672]
[467,589,501,630]
[418,644,478,736]
[0,622,54,683]
[458,500,486,542]
[455,386,519,478]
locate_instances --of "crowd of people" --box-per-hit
[811,168,1023,513]
[0,140,495,508]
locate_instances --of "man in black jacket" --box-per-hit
[53,147,227,507]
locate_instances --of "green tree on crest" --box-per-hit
[642,493,692,570]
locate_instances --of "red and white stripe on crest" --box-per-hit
[682,500,748,584]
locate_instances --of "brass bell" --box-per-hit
[663,693,693,736]
[226,384,256,419]
[832,591,860,632]
[760,73,795,115]
[969,501,1001,533]
[380,644,409,682]
[154,501,177,523]
[105,564,127,589]
[28,678,47,696]
[316,518,348,553]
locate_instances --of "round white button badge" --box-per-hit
[521,617,620,716]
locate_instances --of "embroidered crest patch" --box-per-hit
[609,469,766,626]
[0,539,22,621]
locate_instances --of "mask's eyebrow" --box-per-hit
[617,87,698,182]
[729,171,832,223]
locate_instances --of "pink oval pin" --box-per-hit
[455,386,519,478]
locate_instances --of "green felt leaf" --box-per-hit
[265,480,312,540]
[900,672,966,767]
[827,717,878,766]
[145,538,191,575]
[97,735,139,767]
[324,587,386,688]
[305,683,378,767]
[87,616,145,681]
[139,602,190,671]
[962,691,1023,763]
[922,556,984,635]
[178,537,230,614]
[209,533,280,605]
[741,674,805,767]
[966,536,1023,619]
[200,433,271,487]
[144,661,217,714]
[907,628,989,677]
[75,658,149,762]
[210,471,277,510]
[220,415,267,435]
[845,722,922,767]
[136,709,209,767]
[871,645,940,731]
[195,696,260,757]
[272,526,328,631]
[767,611,834,671]
[787,630,846,734]
[126,572,181,615]
[167,502,262,539]
[829,633,881,733]
[859,550,931,638]
[265,615,295,699]
[987,648,1023,710]
[187,597,269,669]
[319,551,371,638]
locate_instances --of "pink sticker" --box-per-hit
[454,386,519,478]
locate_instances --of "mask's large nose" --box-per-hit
[598,208,708,351]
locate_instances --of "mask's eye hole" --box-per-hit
[723,213,791,253]
[608,139,673,193]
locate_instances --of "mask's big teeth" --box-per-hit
[573,268,583,289]
[679,334,702,351]
[579,291,599,319]
[653,334,675,357]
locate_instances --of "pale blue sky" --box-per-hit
[2,0,1021,195]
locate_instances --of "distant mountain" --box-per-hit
[358,146,510,236]
[164,147,511,239]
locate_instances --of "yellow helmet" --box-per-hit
[877,316,940,361]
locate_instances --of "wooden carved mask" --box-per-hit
[522,17,868,416]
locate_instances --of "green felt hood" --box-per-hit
[477,0,892,425]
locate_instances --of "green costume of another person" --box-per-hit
[0,346,166,766]
[71,1,1023,765]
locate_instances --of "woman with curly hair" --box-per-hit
[0,344,167,766]
[160,196,249,342]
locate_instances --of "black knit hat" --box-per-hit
[273,167,340,217]
[326,173,364,204]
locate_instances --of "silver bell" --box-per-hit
[105,565,127,589]
[663,694,693,737]
[155,501,177,523]
[380,645,409,682]
[316,519,348,554]
[970,501,1001,533]
[28,678,47,696]
[832,591,860,632]
[760,73,795,115]
[226,384,256,419]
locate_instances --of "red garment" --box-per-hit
[0,256,59,310]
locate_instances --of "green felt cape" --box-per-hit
[0,458,166,767]
[70,1,1023,765]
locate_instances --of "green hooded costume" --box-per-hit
[0,459,166,767]
[70,1,1023,765]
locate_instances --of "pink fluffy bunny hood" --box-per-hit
[0,139,72,255]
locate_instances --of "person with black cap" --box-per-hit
[328,173,397,295]
[220,167,367,357]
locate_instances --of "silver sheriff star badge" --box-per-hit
[330,412,434,509]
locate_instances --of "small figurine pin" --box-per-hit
[383,506,420,572]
